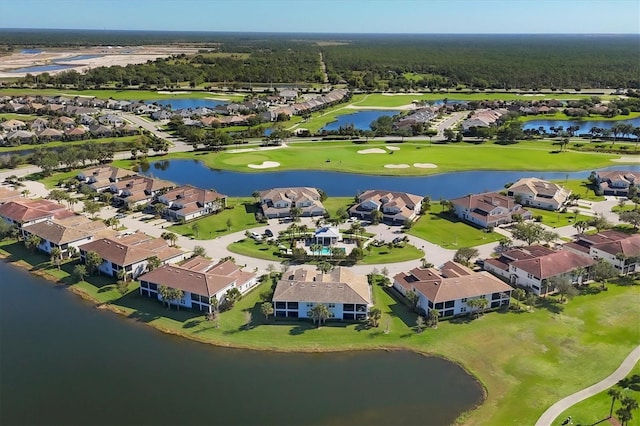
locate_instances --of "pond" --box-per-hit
[149,98,228,110]
[523,117,640,134]
[59,54,103,62]
[141,160,640,198]
[0,262,483,426]
[9,64,74,73]
[322,110,399,131]
[20,49,43,54]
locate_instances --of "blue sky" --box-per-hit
[1,0,639,34]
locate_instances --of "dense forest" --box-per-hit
[4,31,639,89]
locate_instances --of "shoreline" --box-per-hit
[0,251,487,424]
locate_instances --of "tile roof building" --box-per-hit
[77,166,137,192]
[596,171,639,197]
[259,187,326,219]
[564,230,640,276]
[110,176,175,208]
[393,261,512,317]
[451,192,532,228]
[272,266,373,321]
[350,190,423,225]
[483,245,595,296]
[157,185,227,222]
[506,178,571,211]
[0,199,75,228]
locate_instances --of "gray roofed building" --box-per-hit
[259,187,326,219]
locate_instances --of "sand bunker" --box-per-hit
[385,146,400,151]
[413,163,438,169]
[611,156,640,163]
[157,91,190,94]
[248,161,280,169]
[358,148,387,154]
[384,164,410,169]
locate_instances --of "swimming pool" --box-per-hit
[320,247,346,256]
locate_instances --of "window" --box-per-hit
[140,281,149,289]
[461,298,467,303]
[327,303,335,308]
[275,302,286,309]
[445,300,455,308]
[435,302,444,310]
[344,304,355,312]
[191,293,200,301]
[461,307,467,313]
[492,293,501,300]
[149,283,157,291]
[287,302,298,309]
[527,273,534,279]
[306,303,313,307]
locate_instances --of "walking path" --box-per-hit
[534,345,640,426]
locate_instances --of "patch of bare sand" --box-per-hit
[248,161,280,169]
[386,146,400,151]
[413,163,438,169]
[384,164,410,169]
[611,156,640,163]
[358,148,387,154]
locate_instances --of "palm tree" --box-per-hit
[50,247,62,270]
[367,307,381,327]
[173,289,184,310]
[616,407,632,426]
[310,243,322,256]
[146,255,162,272]
[608,388,622,418]
[261,302,274,320]
[621,396,639,413]
[427,309,439,328]
[25,234,42,253]
[289,206,302,222]
[512,288,525,310]
[310,303,331,327]
[159,285,173,308]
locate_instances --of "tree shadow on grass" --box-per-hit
[536,298,565,314]
[114,291,200,323]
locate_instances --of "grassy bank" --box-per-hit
[519,111,640,122]
[174,140,624,176]
[554,363,640,426]
[0,238,638,425]
[169,197,261,238]
[0,88,246,102]
[0,135,139,154]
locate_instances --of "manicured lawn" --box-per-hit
[360,243,423,264]
[192,140,623,176]
[520,111,640,122]
[30,168,84,189]
[169,197,261,238]
[1,236,639,425]
[554,363,640,426]
[227,238,283,261]
[322,197,354,217]
[612,204,639,213]
[553,179,605,202]
[0,135,138,154]
[527,207,592,229]
[408,208,502,248]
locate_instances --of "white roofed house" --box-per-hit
[350,190,423,225]
[156,185,227,222]
[272,266,373,321]
[451,192,532,229]
[110,176,175,208]
[564,230,640,276]
[258,187,326,219]
[596,171,639,197]
[506,178,571,211]
[393,261,513,318]
[137,256,257,312]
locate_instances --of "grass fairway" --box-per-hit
[554,363,640,426]
[169,197,260,238]
[196,140,622,176]
[1,238,638,425]
[408,208,502,248]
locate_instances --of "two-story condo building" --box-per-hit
[451,192,532,228]
[272,267,373,321]
[506,178,571,211]
[393,261,512,317]
[21,215,114,256]
[0,199,75,228]
[79,232,187,279]
[0,187,22,204]
[564,230,640,276]
[596,171,639,197]
[138,256,257,312]
[110,176,175,208]
[483,245,595,296]
[156,185,227,222]
[349,190,423,225]
[259,187,326,219]
[77,166,137,192]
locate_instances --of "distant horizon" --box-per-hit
[2,0,638,35]
[1,28,638,36]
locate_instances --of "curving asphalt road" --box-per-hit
[535,345,640,426]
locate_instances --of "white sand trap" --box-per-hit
[611,156,640,163]
[248,161,281,169]
[520,94,545,97]
[386,146,400,151]
[228,144,287,154]
[413,163,438,169]
[358,148,387,154]
[384,164,410,169]
[206,97,230,101]
[157,91,191,94]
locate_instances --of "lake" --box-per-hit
[150,98,227,110]
[9,64,74,73]
[0,262,483,426]
[60,54,103,62]
[322,110,399,131]
[523,117,640,133]
[141,160,640,198]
